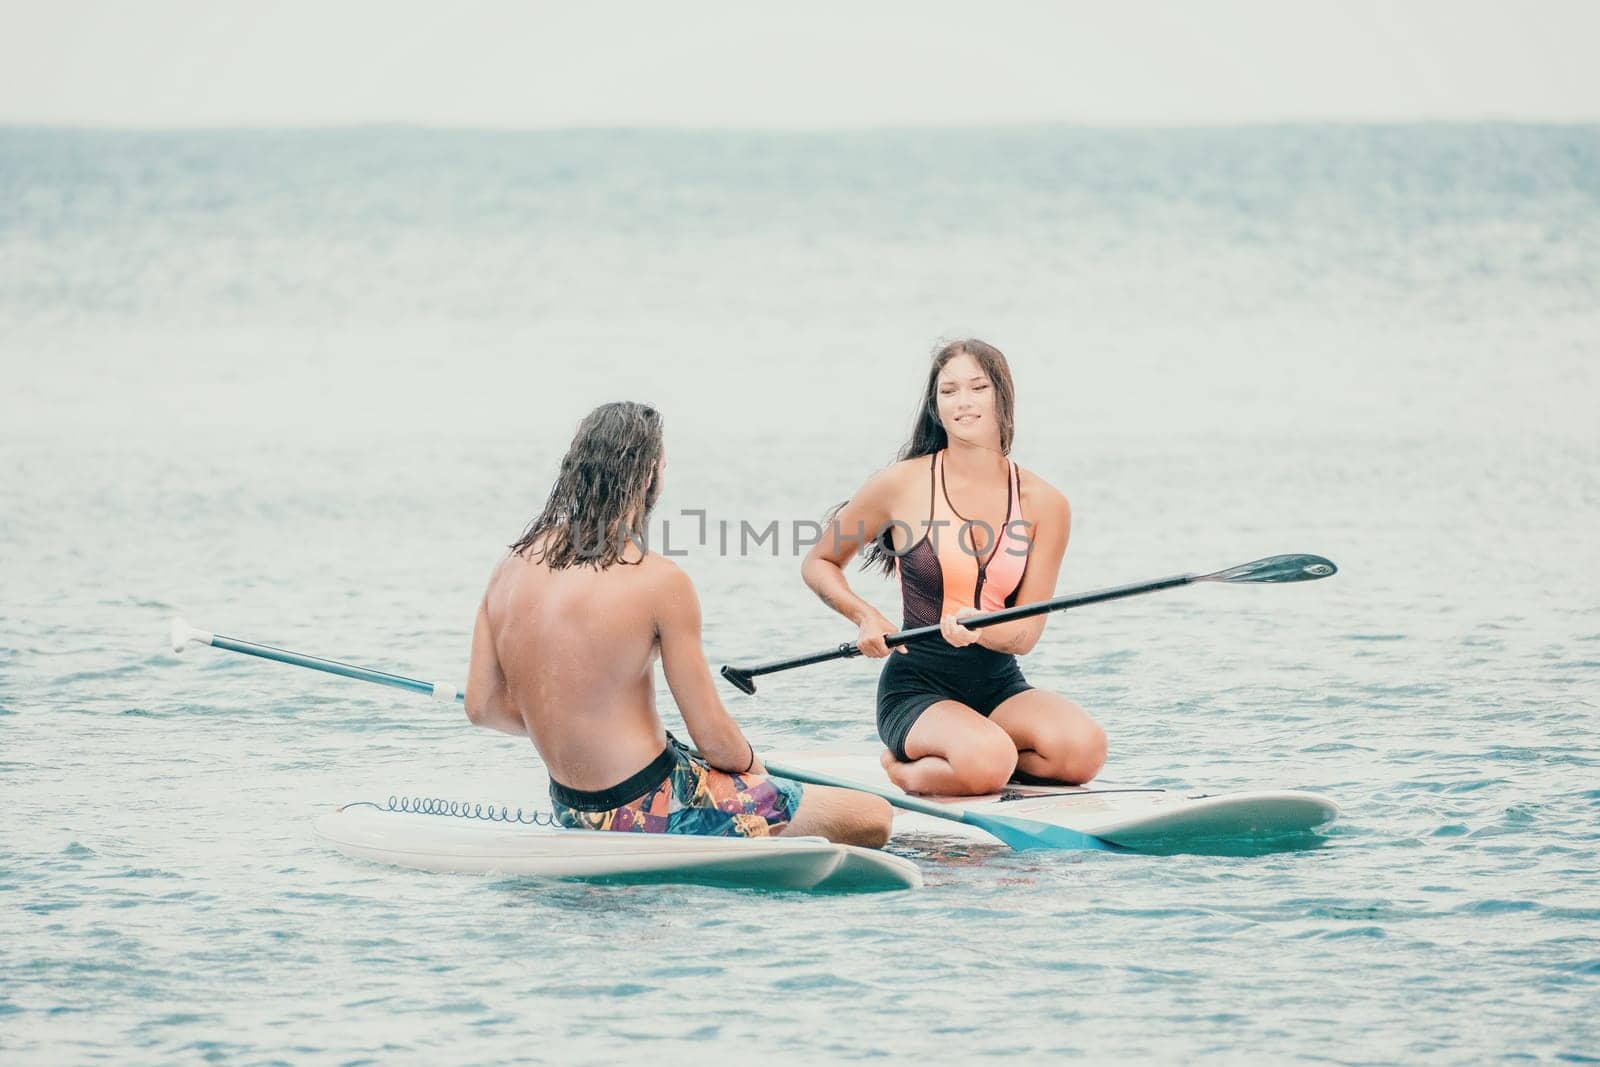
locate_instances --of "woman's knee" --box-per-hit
[952,729,1018,793]
[1081,720,1108,777]
[1055,719,1107,783]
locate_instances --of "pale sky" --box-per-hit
[2,0,1597,128]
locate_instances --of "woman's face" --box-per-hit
[934,352,998,447]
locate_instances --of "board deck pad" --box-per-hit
[769,750,1339,852]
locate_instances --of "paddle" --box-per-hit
[168,619,463,701]
[719,552,1337,694]
[755,758,1123,852]
[168,619,1119,852]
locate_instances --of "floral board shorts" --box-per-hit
[548,735,804,838]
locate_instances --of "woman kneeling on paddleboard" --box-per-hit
[802,339,1107,796]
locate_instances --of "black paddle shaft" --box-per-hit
[718,553,1336,695]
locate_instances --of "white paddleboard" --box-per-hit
[771,751,1339,851]
[314,802,922,892]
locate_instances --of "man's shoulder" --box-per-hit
[492,547,696,600]
[633,551,694,590]
[626,554,701,625]
[482,550,519,595]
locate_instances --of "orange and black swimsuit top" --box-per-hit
[894,450,1031,629]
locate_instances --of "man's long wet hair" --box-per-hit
[511,402,664,570]
[857,338,1016,575]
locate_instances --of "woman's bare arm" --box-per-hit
[800,464,908,656]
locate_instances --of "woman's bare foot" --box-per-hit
[879,748,915,792]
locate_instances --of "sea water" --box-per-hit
[1,125,1597,1063]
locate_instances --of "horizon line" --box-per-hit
[4,116,1598,136]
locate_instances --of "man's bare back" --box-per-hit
[462,400,891,847]
[470,542,681,790]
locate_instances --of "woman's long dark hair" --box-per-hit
[858,338,1017,575]
[511,402,664,570]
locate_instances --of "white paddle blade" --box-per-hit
[168,618,212,653]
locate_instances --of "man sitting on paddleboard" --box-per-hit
[465,401,892,847]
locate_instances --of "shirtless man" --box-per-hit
[464,401,892,847]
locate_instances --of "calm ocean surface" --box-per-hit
[2,125,1597,1063]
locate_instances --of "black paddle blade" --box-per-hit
[1201,554,1338,584]
[719,664,757,695]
